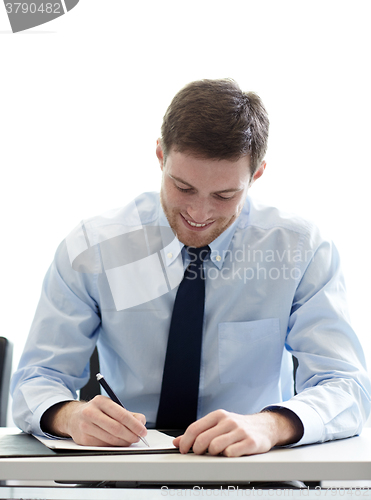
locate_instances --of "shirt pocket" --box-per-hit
[218,318,281,387]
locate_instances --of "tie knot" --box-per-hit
[186,246,210,264]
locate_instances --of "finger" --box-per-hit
[132,412,147,426]
[173,433,187,449]
[90,408,142,444]
[172,435,183,448]
[218,429,271,457]
[191,417,239,455]
[178,410,228,454]
[207,428,247,456]
[94,396,147,438]
[222,437,260,458]
[77,406,140,446]
[75,421,141,447]
[78,397,147,444]
[191,426,225,455]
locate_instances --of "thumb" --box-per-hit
[172,435,183,448]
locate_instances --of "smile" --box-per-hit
[187,220,209,227]
[180,214,215,230]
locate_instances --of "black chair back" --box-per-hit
[0,337,13,426]
[80,346,101,401]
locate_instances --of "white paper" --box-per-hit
[33,430,177,452]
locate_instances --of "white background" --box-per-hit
[1,1,370,426]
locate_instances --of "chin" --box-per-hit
[176,220,234,248]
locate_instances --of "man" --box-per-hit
[11,79,371,457]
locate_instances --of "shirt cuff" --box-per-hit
[263,400,325,447]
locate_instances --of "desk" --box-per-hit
[1,428,371,484]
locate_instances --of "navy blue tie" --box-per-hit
[156,245,210,430]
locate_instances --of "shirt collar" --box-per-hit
[208,217,239,270]
[208,197,251,269]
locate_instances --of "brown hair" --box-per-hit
[160,79,269,175]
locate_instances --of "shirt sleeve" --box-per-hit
[269,235,371,446]
[10,232,101,436]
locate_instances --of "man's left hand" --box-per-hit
[173,409,303,457]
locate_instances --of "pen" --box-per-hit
[96,373,150,447]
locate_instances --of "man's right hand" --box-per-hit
[40,396,148,446]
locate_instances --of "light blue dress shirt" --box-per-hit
[11,192,371,445]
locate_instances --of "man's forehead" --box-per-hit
[165,149,252,178]
[167,147,251,164]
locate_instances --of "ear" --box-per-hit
[250,161,266,186]
[156,139,164,170]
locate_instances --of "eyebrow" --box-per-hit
[169,174,243,194]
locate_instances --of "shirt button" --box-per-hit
[216,255,222,262]
[167,252,173,259]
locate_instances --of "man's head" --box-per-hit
[158,79,269,247]
[160,78,269,177]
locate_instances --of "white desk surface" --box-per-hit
[1,428,371,483]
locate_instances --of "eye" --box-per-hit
[216,193,235,201]
[176,186,193,193]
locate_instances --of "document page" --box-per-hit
[33,430,177,453]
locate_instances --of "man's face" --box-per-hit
[157,143,265,248]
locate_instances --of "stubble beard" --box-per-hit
[160,192,237,248]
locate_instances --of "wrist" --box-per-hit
[260,407,304,447]
[41,400,81,437]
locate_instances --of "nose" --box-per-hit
[186,198,212,223]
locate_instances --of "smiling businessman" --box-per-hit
[11,79,370,456]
